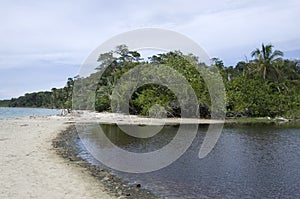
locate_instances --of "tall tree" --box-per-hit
[250,43,284,80]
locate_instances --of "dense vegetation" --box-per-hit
[1,44,300,118]
[0,99,10,107]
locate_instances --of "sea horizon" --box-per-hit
[0,107,62,119]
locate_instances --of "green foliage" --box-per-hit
[1,78,74,110]
[92,44,299,118]
[130,84,178,116]
[226,76,288,117]
[94,47,212,117]
[0,100,10,107]
[10,92,52,107]
[1,43,300,119]
[250,43,284,80]
[95,86,111,112]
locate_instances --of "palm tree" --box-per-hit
[251,43,284,80]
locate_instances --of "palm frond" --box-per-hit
[251,49,260,58]
[270,50,284,60]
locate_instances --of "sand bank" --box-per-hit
[0,115,115,199]
[75,111,224,125]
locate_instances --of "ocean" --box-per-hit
[0,107,62,119]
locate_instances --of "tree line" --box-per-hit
[1,44,300,118]
[0,78,74,112]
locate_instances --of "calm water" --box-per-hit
[75,123,300,198]
[0,107,61,119]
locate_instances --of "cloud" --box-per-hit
[1,0,299,62]
[0,0,299,98]
[0,51,84,69]
[0,61,79,99]
[176,1,300,48]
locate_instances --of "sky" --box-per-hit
[0,0,300,99]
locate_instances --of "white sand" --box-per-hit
[0,116,115,199]
[76,111,224,125]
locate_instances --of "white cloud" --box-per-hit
[1,0,299,63]
[0,0,299,98]
[176,0,300,50]
[0,51,84,69]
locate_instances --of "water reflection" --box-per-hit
[78,123,199,173]
[76,123,300,198]
[100,124,178,152]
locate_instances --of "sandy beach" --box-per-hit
[0,115,115,199]
[75,111,224,125]
[0,111,218,199]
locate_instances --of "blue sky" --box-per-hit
[0,0,300,99]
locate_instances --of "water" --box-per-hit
[0,107,62,119]
[76,123,300,198]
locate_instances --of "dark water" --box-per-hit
[75,123,300,198]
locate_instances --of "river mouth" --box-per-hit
[71,123,300,198]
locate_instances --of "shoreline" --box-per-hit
[52,125,160,199]
[50,113,300,199]
[1,107,298,125]
[1,112,298,198]
[50,112,299,199]
[73,111,299,126]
